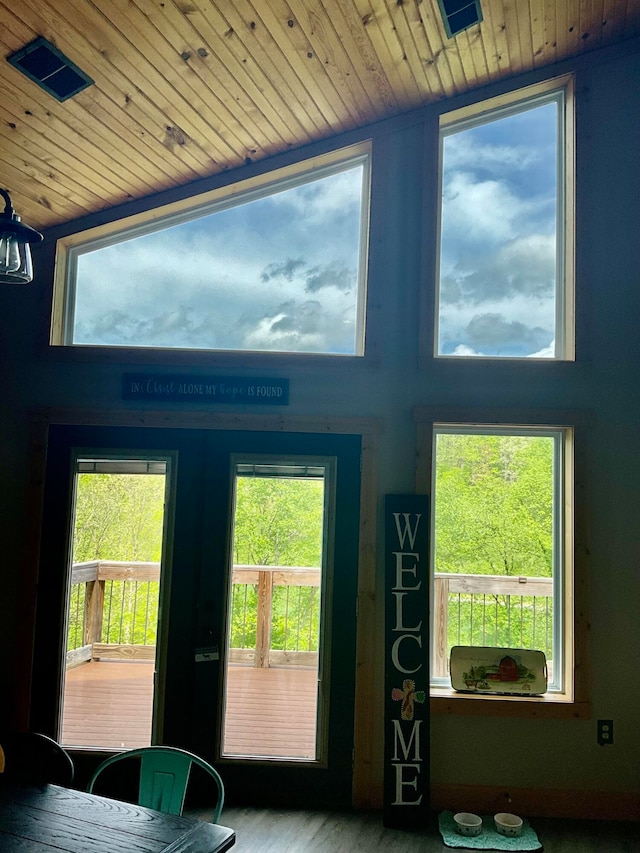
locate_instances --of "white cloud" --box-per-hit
[437,115,558,358]
[444,133,541,172]
[73,174,363,354]
[441,170,555,256]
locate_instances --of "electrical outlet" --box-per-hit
[597,719,614,745]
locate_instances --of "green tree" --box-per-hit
[69,473,165,649]
[233,476,323,567]
[73,473,165,562]
[434,433,553,578]
[434,433,555,656]
[231,476,324,652]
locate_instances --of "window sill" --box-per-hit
[430,687,589,719]
[43,343,380,371]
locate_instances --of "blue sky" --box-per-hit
[438,99,559,358]
[73,162,366,354]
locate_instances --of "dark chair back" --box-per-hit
[0,732,74,786]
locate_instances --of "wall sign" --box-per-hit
[384,494,430,828]
[122,373,289,405]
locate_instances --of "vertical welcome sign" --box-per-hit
[384,494,430,828]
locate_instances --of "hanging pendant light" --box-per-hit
[0,189,44,285]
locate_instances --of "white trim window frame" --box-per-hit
[434,75,575,361]
[51,142,372,359]
[429,422,574,700]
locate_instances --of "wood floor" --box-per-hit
[61,660,318,757]
[188,806,639,852]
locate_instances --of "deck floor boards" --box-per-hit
[62,661,317,757]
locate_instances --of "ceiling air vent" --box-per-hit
[437,0,483,38]
[7,36,93,102]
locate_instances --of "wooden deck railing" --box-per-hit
[433,572,554,677]
[66,561,321,670]
[67,563,553,677]
[230,564,320,668]
[66,561,160,667]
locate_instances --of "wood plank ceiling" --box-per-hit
[1,0,639,233]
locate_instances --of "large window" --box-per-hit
[435,77,573,359]
[423,419,576,702]
[52,144,371,357]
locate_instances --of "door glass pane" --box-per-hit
[221,460,329,761]
[60,457,168,749]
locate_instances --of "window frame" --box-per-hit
[50,141,372,362]
[414,406,589,719]
[430,74,575,363]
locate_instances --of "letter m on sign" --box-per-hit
[384,494,430,829]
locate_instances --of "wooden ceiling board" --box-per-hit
[203,0,331,138]
[137,0,307,153]
[1,83,144,208]
[353,0,426,104]
[257,0,349,133]
[288,0,378,123]
[0,117,105,212]
[0,0,639,232]
[322,0,399,114]
[39,0,228,172]
[396,0,456,99]
[3,0,207,187]
[478,0,511,78]
[100,1,248,159]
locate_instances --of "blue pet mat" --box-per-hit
[439,811,542,850]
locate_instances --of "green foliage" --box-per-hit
[67,473,165,650]
[230,476,324,652]
[272,586,320,652]
[101,580,159,645]
[233,476,323,567]
[434,433,556,659]
[435,433,554,578]
[447,595,553,659]
[73,473,165,563]
[67,583,86,650]
[69,470,326,657]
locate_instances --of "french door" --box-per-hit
[31,423,361,806]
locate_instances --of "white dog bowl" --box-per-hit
[453,812,483,837]
[494,812,523,837]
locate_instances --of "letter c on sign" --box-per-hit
[391,634,422,674]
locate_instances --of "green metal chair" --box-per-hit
[87,746,224,823]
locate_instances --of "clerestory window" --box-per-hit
[52,143,371,357]
[435,76,574,359]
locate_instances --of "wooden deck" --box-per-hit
[61,661,318,758]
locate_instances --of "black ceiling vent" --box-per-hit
[437,0,483,38]
[7,36,94,102]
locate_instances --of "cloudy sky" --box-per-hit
[438,98,559,358]
[73,161,366,354]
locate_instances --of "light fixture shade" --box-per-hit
[0,189,43,285]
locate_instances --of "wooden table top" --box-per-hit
[0,779,235,853]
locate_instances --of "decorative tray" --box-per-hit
[450,646,547,695]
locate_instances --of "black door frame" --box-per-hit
[25,412,379,808]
